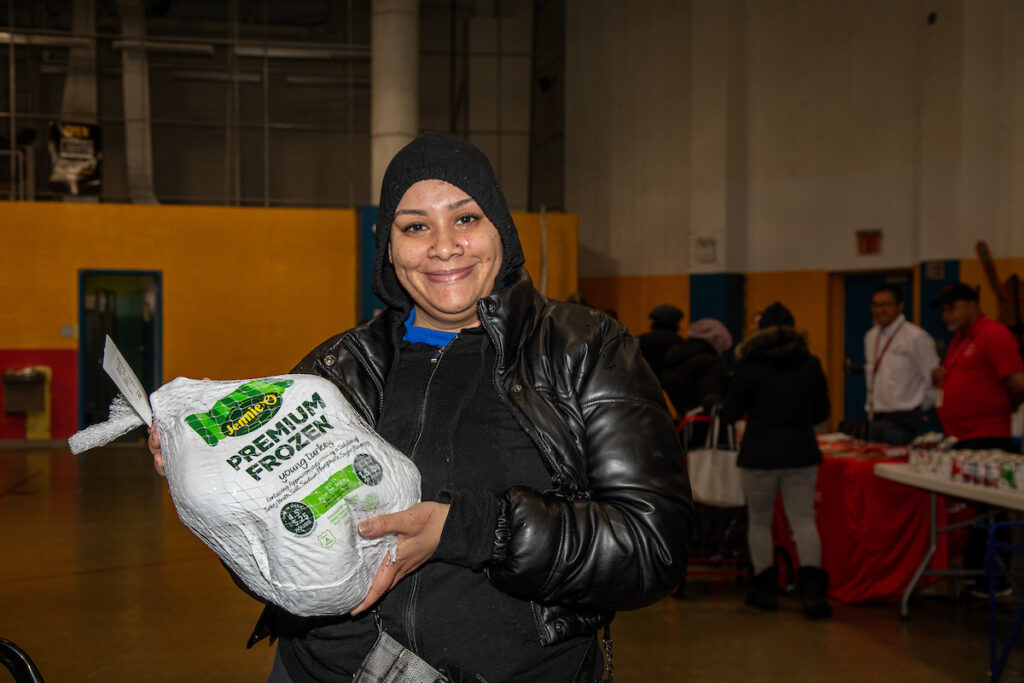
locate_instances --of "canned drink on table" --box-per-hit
[951,455,965,483]
[965,455,982,486]
[984,460,999,488]
[1000,461,1017,489]
[913,449,925,473]
[967,455,979,483]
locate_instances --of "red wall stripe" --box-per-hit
[0,349,78,439]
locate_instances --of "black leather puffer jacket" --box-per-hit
[294,268,692,646]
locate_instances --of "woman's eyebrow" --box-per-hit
[395,198,475,216]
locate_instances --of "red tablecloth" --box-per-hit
[772,454,972,603]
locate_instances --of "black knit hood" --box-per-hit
[371,132,527,313]
[735,325,810,366]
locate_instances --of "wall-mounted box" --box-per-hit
[2,368,47,413]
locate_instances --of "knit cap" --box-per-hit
[372,132,526,312]
[687,318,733,355]
[758,302,795,329]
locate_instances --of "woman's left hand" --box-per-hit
[349,501,450,615]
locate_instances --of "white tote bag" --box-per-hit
[686,412,745,508]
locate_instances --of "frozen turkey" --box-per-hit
[70,374,421,617]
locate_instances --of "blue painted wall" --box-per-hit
[689,273,746,348]
[360,205,385,323]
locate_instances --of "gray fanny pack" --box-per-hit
[352,630,449,683]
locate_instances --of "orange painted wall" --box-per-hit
[745,269,842,425]
[0,202,579,438]
[578,274,690,336]
[1,201,358,381]
[513,211,578,303]
[744,271,832,362]
[826,274,846,429]
[958,257,1024,323]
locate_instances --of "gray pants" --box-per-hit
[741,466,822,574]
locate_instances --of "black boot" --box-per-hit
[799,566,832,619]
[745,567,778,612]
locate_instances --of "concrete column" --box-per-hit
[371,0,419,204]
[117,0,157,203]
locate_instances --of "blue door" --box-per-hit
[843,272,914,421]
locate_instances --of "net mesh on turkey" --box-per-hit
[69,374,421,617]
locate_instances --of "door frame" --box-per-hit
[77,269,163,429]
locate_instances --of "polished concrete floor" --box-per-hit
[1,442,1020,682]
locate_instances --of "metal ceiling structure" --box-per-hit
[1,0,374,206]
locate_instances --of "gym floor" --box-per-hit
[0,442,1015,682]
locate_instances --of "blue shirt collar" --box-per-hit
[403,309,458,347]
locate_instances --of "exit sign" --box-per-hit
[857,229,883,255]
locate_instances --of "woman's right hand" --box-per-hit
[148,377,210,477]
[148,426,165,477]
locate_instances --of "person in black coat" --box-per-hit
[661,318,732,448]
[638,304,685,378]
[720,302,832,618]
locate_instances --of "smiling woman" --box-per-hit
[388,180,504,332]
[150,132,693,683]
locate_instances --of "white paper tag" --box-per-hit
[935,389,943,409]
[102,335,153,426]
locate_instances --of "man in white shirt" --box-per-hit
[864,284,940,444]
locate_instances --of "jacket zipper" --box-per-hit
[403,338,452,652]
[478,302,568,494]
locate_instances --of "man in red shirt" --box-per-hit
[932,281,1024,597]
[933,282,1024,449]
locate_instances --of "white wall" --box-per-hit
[565,0,691,278]
[957,0,1024,261]
[566,0,1024,278]
[745,0,923,272]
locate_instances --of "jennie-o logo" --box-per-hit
[186,378,294,446]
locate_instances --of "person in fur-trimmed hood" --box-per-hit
[721,301,832,619]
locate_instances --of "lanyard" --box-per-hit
[872,320,905,378]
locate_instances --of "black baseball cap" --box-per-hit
[931,282,980,307]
